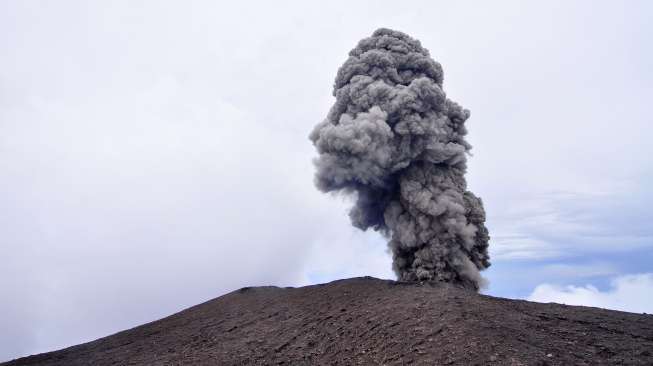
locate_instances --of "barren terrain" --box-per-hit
[4,277,653,365]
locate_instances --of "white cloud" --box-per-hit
[538,262,618,279]
[490,235,560,260]
[488,188,653,262]
[299,225,394,286]
[528,273,653,314]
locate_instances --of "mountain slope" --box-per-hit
[3,277,653,365]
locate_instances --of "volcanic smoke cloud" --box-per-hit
[309,28,490,290]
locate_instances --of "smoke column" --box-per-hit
[309,28,490,290]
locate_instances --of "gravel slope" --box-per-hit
[3,277,653,365]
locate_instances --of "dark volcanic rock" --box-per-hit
[3,277,653,365]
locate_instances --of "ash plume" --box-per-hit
[309,28,490,290]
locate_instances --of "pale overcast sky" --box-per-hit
[1,0,652,361]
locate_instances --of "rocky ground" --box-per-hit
[3,277,653,365]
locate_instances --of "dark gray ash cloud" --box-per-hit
[310,28,490,290]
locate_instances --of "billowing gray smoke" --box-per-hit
[309,28,490,290]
